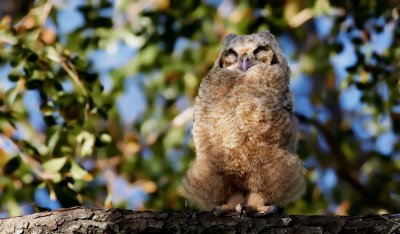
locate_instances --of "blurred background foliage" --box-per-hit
[0,0,399,217]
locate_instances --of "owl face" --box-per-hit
[218,32,280,72]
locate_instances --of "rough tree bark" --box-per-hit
[0,206,399,234]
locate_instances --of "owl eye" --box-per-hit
[253,46,278,65]
[220,49,238,67]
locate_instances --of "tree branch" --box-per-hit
[0,207,400,233]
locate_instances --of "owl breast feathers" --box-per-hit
[183,31,305,215]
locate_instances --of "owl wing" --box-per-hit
[281,90,293,113]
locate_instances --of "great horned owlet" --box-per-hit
[182,31,305,215]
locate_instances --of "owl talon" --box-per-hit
[237,205,282,217]
[212,204,238,216]
[212,207,223,216]
[235,203,246,216]
[254,205,282,217]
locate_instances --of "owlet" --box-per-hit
[183,31,305,215]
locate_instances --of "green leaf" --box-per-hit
[99,133,112,143]
[46,126,61,155]
[45,46,62,63]
[77,131,95,157]
[5,87,19,105]
[42,157,68,173]
[50,173,62,183]
[31,70,47,80]
[5,157,21,175]
[70,161,92,181]
[0,111,16,127]
[8,72,20,82]
[140,45,158,67]
[25,79,44,90]
[40,102,56,116]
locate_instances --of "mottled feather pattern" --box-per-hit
[183,31,305,213]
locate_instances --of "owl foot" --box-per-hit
[213,192,246,216]
[235,203,249,217]
[253,206,284,217]
[236,204,283,217]
[212,205,236,216]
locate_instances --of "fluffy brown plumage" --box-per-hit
[183,31,305,215]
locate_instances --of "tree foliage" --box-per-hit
[0,0,399,217]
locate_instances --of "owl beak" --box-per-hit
[239,55,252,71]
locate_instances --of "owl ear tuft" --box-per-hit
[259,31,273,38]
[259,30,271,35]
[223,33,236,44]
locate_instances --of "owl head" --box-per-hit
[215,31,287,72]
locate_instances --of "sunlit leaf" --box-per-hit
[8,73,20,82]
[44,46,62,63]
[40,102,56,116]
[76,131,95,157]
[99,133,112,143]
[42,157,68,173]
[5,87,19,105]
[70,161,93,181]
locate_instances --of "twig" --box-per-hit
[60,60,88,96]
[39,1,53,26]
[368,209,400,234]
